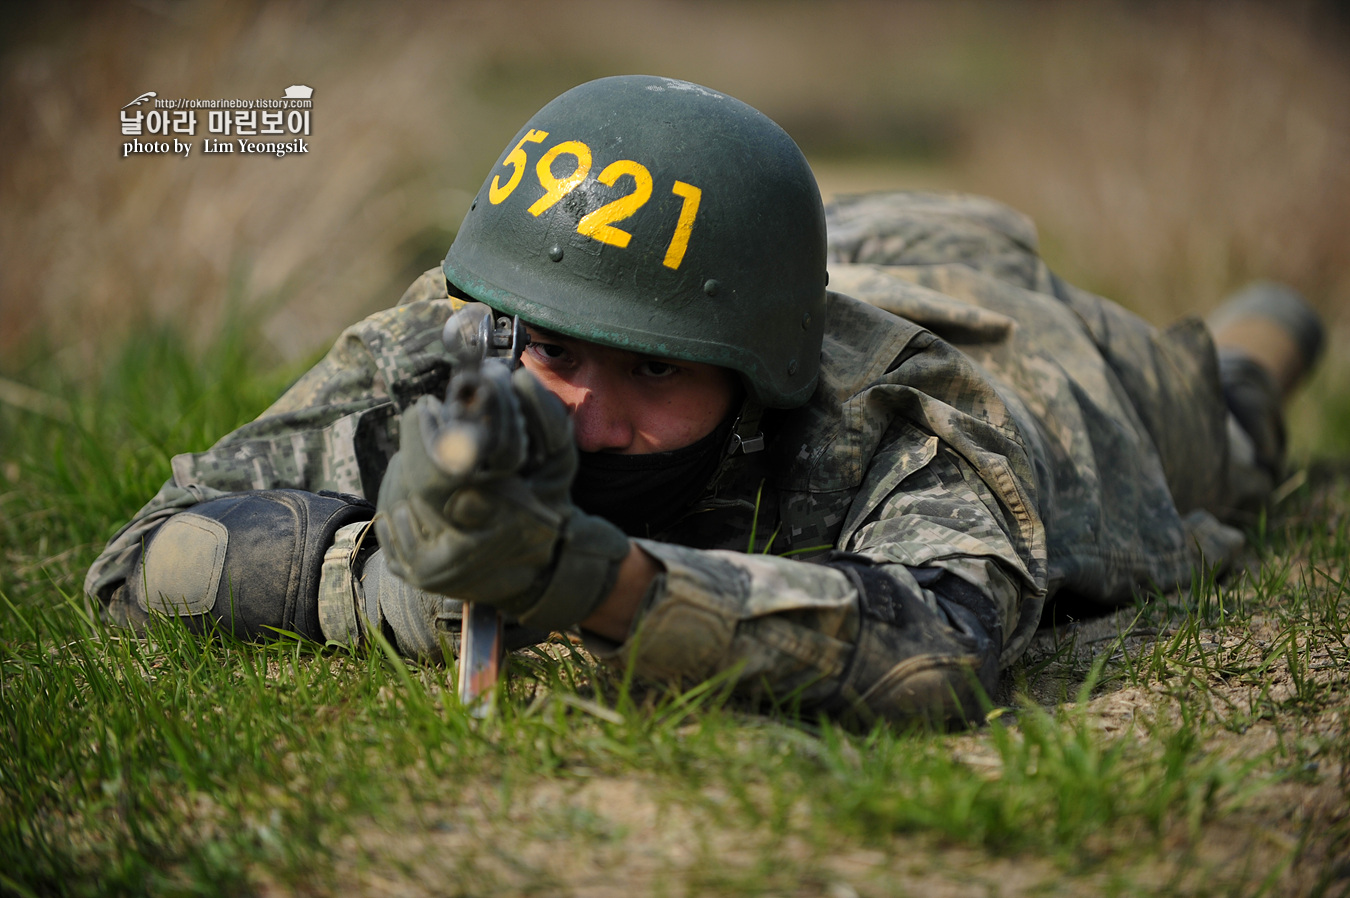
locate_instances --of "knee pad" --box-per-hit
[130,490,373,641]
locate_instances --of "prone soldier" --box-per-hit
[86,76,1323,725]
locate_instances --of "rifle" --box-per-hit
[423,304,529,717]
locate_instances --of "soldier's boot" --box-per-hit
[1207,282,1324,501]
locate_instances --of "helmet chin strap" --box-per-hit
[725,397,765,455]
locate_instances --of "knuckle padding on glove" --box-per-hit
[132,489,374,641]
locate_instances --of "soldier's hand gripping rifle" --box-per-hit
[377,304,632,716]
[424,304,529,717]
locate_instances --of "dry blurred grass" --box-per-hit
[963,1,1350,321]
[2,0,1347,383]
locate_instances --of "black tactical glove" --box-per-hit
[375,365,631,631]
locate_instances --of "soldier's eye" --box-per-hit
[637,360,678,378]
[532,342,567,360]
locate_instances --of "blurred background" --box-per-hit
[3,0,1348,448]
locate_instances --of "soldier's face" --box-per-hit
[520,325,738,454]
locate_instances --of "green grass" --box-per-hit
[2,322,1349,897]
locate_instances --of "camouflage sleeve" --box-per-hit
[602,445,1029,726]
[84,270,460,615]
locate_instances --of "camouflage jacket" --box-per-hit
[86,191,1234,721]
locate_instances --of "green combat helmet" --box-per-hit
[442,75,828,410]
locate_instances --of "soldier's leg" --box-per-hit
[1050,276,1323,517]
[825,192,1235,513]
[1045,273,1235,515]
[1207,282,1325,509]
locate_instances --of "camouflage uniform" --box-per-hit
[85,192,1249,722]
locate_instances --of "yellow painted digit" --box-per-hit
[662,181,702,269]
[489,129,548,205]
[576,160,653,249]
[529,140,592,216]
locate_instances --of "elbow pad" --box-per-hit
[128,489,374,641]
[827,560,1002,727]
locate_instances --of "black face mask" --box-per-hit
[570,414,737,538]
